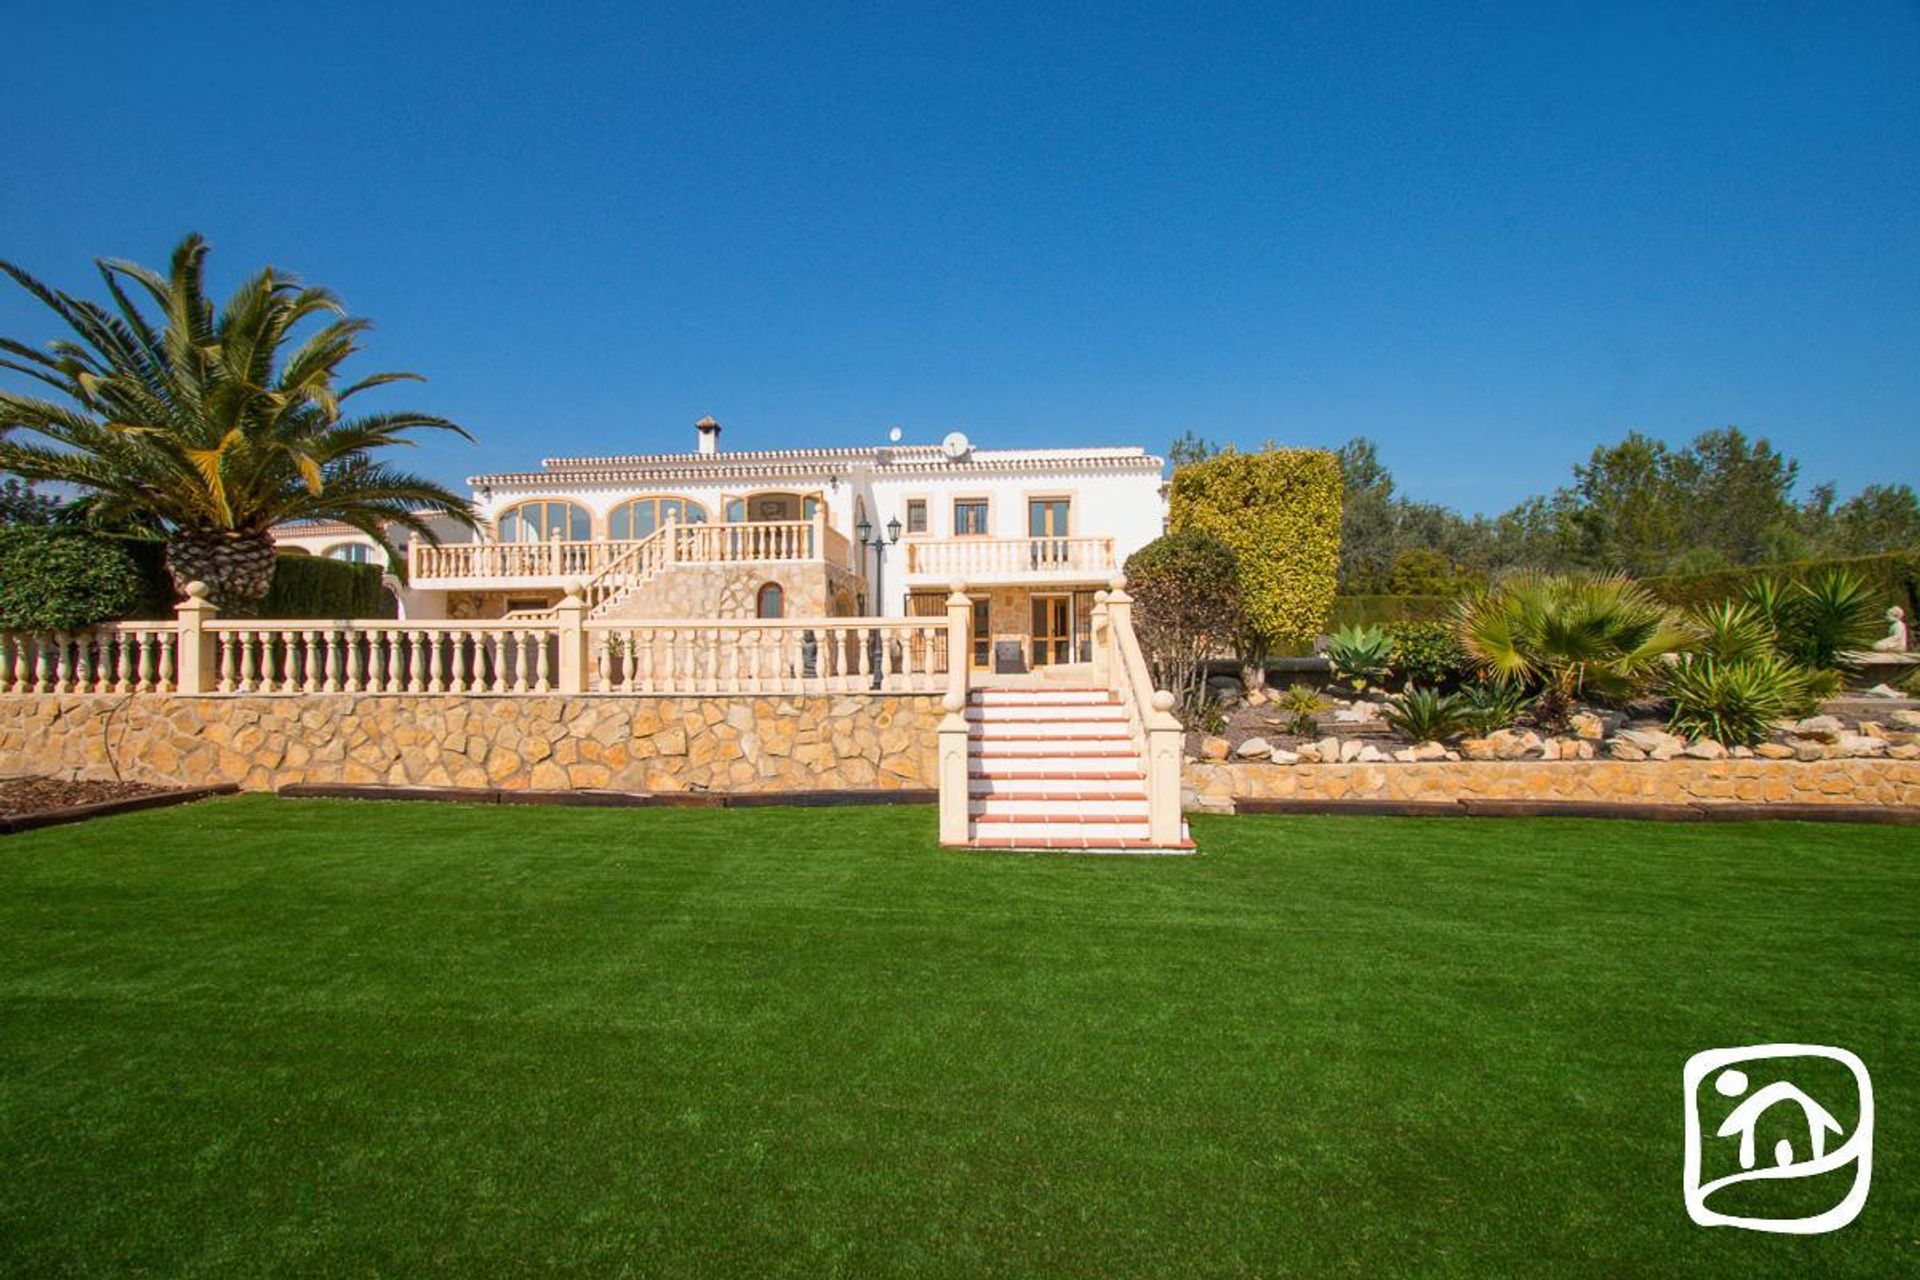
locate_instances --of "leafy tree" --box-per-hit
[1123,531,1243,718]
[1828,484,1920,555]
[0,526,151,629]
[1565,433,1685,577]
[1169,446,1342,683]
[1666,427,1799,567]
[0,477,59,526]
[1335,437,1399,591]
[1166,430,1222,469]
[1386,547,1462,596]
[0,234,475,612]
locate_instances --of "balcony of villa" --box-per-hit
[408,517,855,591]
[897,536,1118,589]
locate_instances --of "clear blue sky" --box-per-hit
[3,1,1915,513]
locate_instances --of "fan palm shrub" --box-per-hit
[1456,572,1693,730]
[1455,680,1535,736]
[0,235,474,612]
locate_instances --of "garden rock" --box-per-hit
[1790,715,1844,742]
[1754,743,1796,760]
[1681,740,1728,761]
[1609,741,1648,762]
[1316,736,1341,762]
[1568,712,1607,740]
[1891,710,1920,731]
[1837,734,1886,757]
[1789,738,1836,762]
[1615,727,1685,757]
[1338,738,1367,763]
[1355,744,1386,763]
[1200,736,1231,762]
[1889,743,1920,760]
[1730,745,1754,759]
[1269,748,1300,765]
[1863,683,1904,699]
[1235,737,1274,761]
[1295,742,1322,763]
[1331,702,1380,725]
[1408,741,1448,762]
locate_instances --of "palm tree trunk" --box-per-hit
[164,529,278,614]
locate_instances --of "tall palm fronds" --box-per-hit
[1456,572,1695,727]
[0,234,475,610]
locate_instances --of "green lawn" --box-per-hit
[1,797,1914,1278]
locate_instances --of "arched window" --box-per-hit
[609,496,708,540]
[497,500,590,543]
[325,542,372,563]
[756,582,785,618]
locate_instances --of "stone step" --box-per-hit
[968,817,1154,842]
[967,723,1135,742]
[967,833,1198,852]
[968,775,1146,797]
[970,689,1116,706]
[969,762,1145,779]
[970,796,1152,819]
[968,745,1140,765]
[965,704,1129,723]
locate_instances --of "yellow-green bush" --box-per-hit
[1168,447,1342,653]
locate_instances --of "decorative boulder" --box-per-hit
[1789,715,1845,743]
[1569,712,1607,741]
[1754,743,1797,760]
[1235,736,1274,761]
[1200,735,1232,762]
[1681,740,1728,761]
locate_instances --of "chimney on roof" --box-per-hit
[695,416,721,455]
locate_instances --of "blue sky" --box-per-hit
[2,1,1915,513]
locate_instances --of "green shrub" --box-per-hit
[1456,681,1535,736]
[1327,595,1457,627]
[1665,654,1815,747]
[0,527,154,629]
[1169,448,1342,654]
[1384,621,1474,688]
[1325,624,1393,692]
[1125,532,1245,717]
[1382,686,1467,743]
[1645,550,1920,621]
[258,555,395,620]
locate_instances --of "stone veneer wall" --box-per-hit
[1186,759,1920,810]
[0,694,940,794]
[609,562,859,621]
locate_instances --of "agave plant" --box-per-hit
[1456,572,1694,729]
[1325,624,1394,692]
[0,235,475,611]
[1455,680,1536,736]
[1381,685,1467,743]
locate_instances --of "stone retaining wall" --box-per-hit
[1186,758,1920,810]
[0,694,941,794]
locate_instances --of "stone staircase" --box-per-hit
[964,686,1193,851]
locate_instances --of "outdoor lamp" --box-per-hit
[885,516,902,543]
[856,517,873,545]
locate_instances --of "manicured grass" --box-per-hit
[1,798,1915,1277]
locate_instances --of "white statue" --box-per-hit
[1872,606,1909,653]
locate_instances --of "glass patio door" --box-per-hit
[1028,499,1070,569]
[1030,594,1071,667]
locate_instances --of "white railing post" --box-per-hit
[937,578,974,847]
[1145,689,1185,846]
[555,586,588,693]
[663,512,679,565]
[174,581,217,694]
[1091,589,1112,689]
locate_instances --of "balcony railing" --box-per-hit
[901,536,1116,580]
[409,518,854,585]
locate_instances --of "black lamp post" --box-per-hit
[857,514,902,688]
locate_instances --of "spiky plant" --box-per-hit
[0,235,475,612]
[1456,572,1695,729]
[1664,653,1817,747]
[1325,624,1393,693]
[1381,685,1467,743]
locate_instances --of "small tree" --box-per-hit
[1124,531,1244,719]
[1168,446,1342,687]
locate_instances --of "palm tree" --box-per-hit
[1456,572,1695,728]
[0,234,475,611]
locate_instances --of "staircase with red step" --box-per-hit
[965,686,1193,851]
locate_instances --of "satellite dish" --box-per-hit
[941,430,971,460]
[887,426,903,443]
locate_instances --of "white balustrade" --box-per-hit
[208,622,558,695]
[0,625,178,694]
[412,520,835,587]
[902,537,1115,579]
[588,619,951,694]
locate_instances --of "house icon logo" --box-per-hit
[1683,1044,1873,1234]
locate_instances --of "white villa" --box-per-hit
[273,418,1169,675]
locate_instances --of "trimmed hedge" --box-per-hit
[1169,448,1342,650]
[260,554,396,620]
[1328,595,1457,627]
[1644,551,1920,621]
[0,527,158,630]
